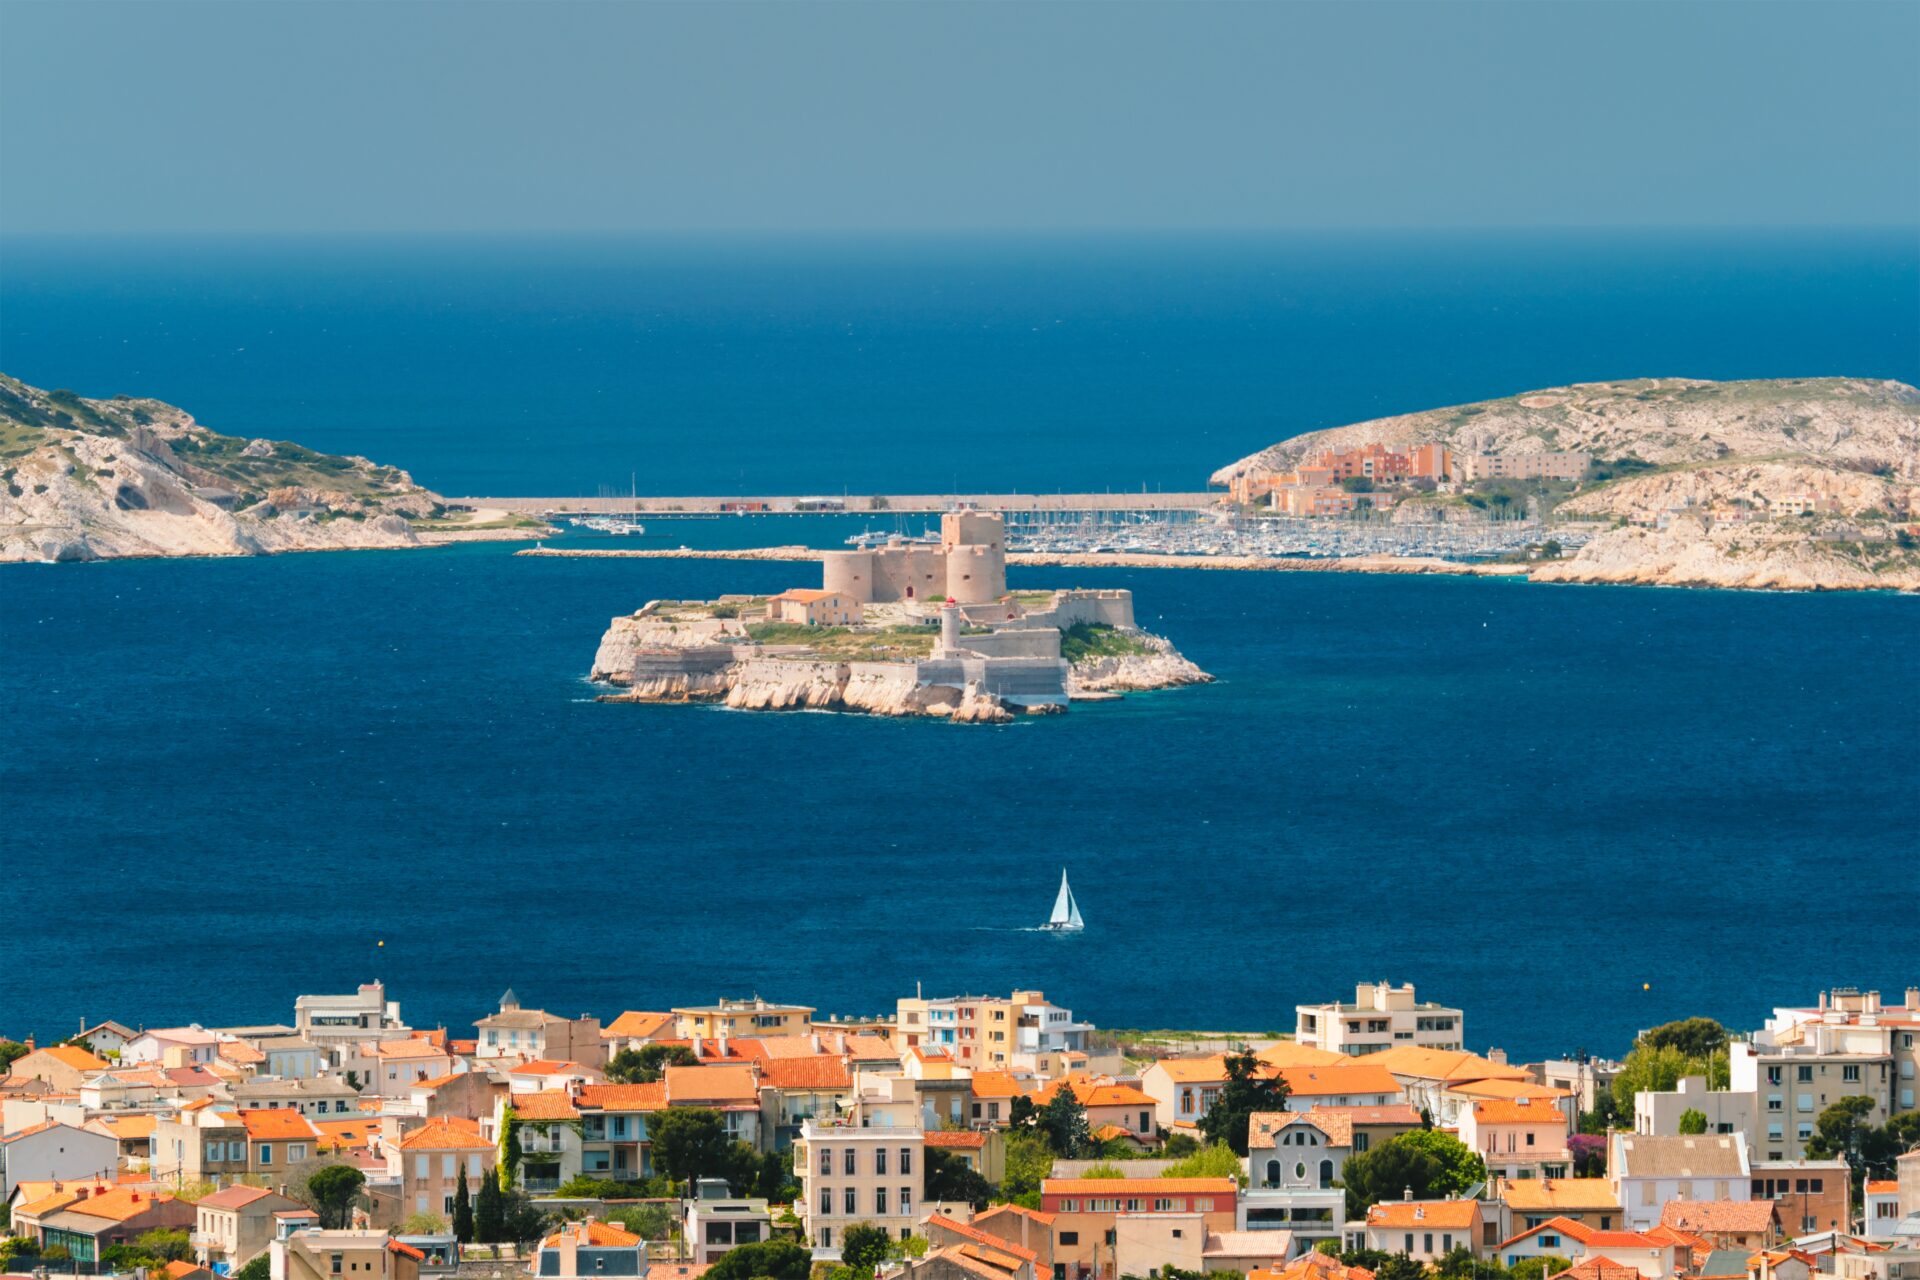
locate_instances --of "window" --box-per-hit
[875,1148,887,1176]
[875,1188,887,1215]
[900,1188,911,1214]
[820,1148,832,1174]
[331,1257,343,1275]
[258,1143,273,1164]
[1295,1162,1307,1180]
[1798,1123,1814,1139]
[1319,1159,1334,1188]
[1354,1133,1369,1152]
[1264,1160,1280,1188]
[1404,1236,1414,1253]
[1424,1234,1434,1255]
[1767,1067,1782,1084]
[444,1196,455,1215]
[1153,1199,1174,1212]
[900,1147,912,1176]
[844,1188,856,1215]
[1060,1234,1079,1247]
[1798,1093,1815,1112]
[844,1148,856,1175]
[443,1155,456,1178]
[819,1189,831,1215]
[1541,1236,1562,1250]
[1797,1066,1814,1082]
[1843,1065,1861,1082]
[821,1229,832,1249]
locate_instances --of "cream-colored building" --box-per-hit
[672,998,816,1040]
[767,589,861,627]
[1453,453,1592,483]
[270,1227,420,1280]
[794,1117,925,1250]
[1731,988,1918,1162]
[896,990,1092,1073]
[1295,982,1464,1056]
[193,1185,308,1272]
[474,990,605,1066]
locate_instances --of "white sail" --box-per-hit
[1049,870,1075,925]
[1066,886,1084,930]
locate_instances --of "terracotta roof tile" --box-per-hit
[397,1118,492,1152]
[1660,1201,1776,1234]
[924,1131,989,1149]
[576,1083,668,1111]
[1366,1200,1480,1229]
[1473,1099,1568,1126]
[1045,1177,1236,1195]
[238,1110,320,1141]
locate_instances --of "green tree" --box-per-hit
[1197,1053,1291,1156]
[135,1229,193,1262]
[1339,1138,1446,1219]
[1161,1133,1200,1158]
[1638,1018,1729,1060]
[402,1212,448,1235]
[499,1189,550,1246]
[1509,1258,1570,1280]
[1038,1088,1092,1158]
[1008,1095,1037,1129]
[841,1223,892,1275]
[234,1256,272,1280]
[753,1149,798,1202]
[606,1203,673,1240]
[607,1044,699,1084]
[1374,1255,1426,1280]
[649,1108,734,1185]
[704,1241,811,1280]
[1339,1250,1391,1272]
[499,1111,523,1189]
[1161,1143,1243,1182]
[474,1171,505,1243]
[1806,1096,1920,1193]
[452,1175,474,1244]
[1385,1128,1486,1197]
[1000,1134,1055,1205]
[1677,1108,1708,1135]
[1081,1162,1125,1179]
[924,1148,992,1209]
[304,1165,367,1230]
[0,1042,30,1073]
[1314,1240,1342,1258]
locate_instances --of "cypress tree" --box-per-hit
[452,1174,474,1244]
[474,1170,504,1244]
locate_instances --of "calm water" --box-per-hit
[2,231,1916,495]
[2,233,1917,1058]
[3,538,1915,1057]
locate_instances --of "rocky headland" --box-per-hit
[0,374,548,563]
[1216,377,1920,591]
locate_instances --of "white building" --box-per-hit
[1240,1111,1348,1247]
[1633,1074,1755,1139]
[0,1122,120,1200]
[1730,988,1918,1162]
[1295,983,1464,1056]
[1608,1132,1752,1232]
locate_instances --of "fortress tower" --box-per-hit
[821,509,1008,605]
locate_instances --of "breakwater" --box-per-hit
[514,544,1529,577]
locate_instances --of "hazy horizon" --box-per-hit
[3,0,1915,236]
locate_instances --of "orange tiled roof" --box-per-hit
[62,1187,178,1222]
[605,1011,674,1040]
[1031,1077,1157,1109]
[1366,1046,1529,1083]
[1660,1201,1776,1234]
[925,1130,989,1149]
[1449,1079,1575,1101]
[1501,1217,1672,1251]
[238,1110,319,1141]
[512,1090,581,1120]
[1277,1063,1402,1097]
[1472,1098,1568,1126]
[1254,1043,1348,1068]
[771,589,842,603]
[646,1266,714,1280]
[373,1039,447,1060]
[511,1059,594,1076]
[577,1082,668,1111]
[1548,1258,1644,1280]
[760,1057,851,1091]
[542,1220,641,1248]
[89,1114,158,1140]
[37,1045,112,1072]
[315,1119,382,1148]
[1367,1200,1480,1229]
[0,1119,70,1144]
[1865,1180,1898,1194]
[1148,1056,1233,1084]
[197,1185,280,1210]
[1251,1254,1377,1280]
[397,1117,492,1151]
[1500,1179,1620,1211]
[664,1064,758,1104]
[923,1214,1040,1264]
[973,1202,1057,1228]
[1249,1109,1352,1148]
[970,1071,1025,1098]
[164,1261,213,1280]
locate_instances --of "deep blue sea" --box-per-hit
[2,233,1917,1060]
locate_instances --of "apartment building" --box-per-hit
[1039,1178,1237,1279]
[672,998,816,1040]
[1241,1111,1348,1246]
[1457,1098,1572,1181]
[794,1117,925,1250]
[1608,1132,1752,1232]
[1295,983,1464,1056]
[1732,988,1919,1161]
[474,990,605,1067]
[1454,452,1592,483]
[292,983,409,1055]
[896,991,1092,1074]
[1633,1075,1754,1138]
[1364,1200,1488,1264]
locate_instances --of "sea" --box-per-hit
[1,231,1916,1060]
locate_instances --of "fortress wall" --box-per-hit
[822,550,874,602]
[1027,589,1136,629]
[953,628,1062,660]
[869,545,947,601]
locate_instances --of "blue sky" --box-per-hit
[2,0,1915,234]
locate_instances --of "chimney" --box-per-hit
[717,1030,729,1057]
[811,1033,823,1054]
[1819,990,1829,1012]
[1404,1186,1414,1202]
[690,1035,704,1059]
[837,1033,848,1055]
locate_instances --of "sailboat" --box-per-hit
[1041,868,1085,932]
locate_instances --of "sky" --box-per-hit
[1,0,1916,235]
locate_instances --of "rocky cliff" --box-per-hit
[0,374,451,563]
[1215,377,1920,591]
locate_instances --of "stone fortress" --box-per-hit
[590,510,1207,722]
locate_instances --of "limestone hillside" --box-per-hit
[1213,377,1920,490]
[0,374,446,562]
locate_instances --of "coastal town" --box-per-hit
[3,981,1916,1280]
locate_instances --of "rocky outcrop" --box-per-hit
[1,373,455,562]
[1531,520,1920,591]
[1069,631,1214,695]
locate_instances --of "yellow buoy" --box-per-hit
[1642,982,1650,990]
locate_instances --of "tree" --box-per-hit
[1385,1129,1486,1197]
[607,1044,699,1084]
[402,1212,448,1235]
[1314,1240,1342,1258]
[1509,1258,1570,1280]
[649,1108,734,1186]
[1338,1139,1446,1219]
[1339,1250,1391,1272]
[1638,1018,1729,1060]
[1806,1096,1920,1193]
[1161,1143,1243,1182]
[1007,1095,1037,1130]
[134,1229,193,1262]
[0,1042,30,1073]
[606,1204,673,1240]
[1197,1053,1291,1156]
[1610,1019,1731,1114]
[841,1224,892,1275]
[1374,1255,1426,1280]
[1677,1108,1708,1135]
[304,1165,367,1230]
[1000,1134,1055,1206]
[499,1190,550,1246]
[924,1148,992,1209]
[474,1170,505,1243]
[753,1149,797,1203]
[234,1256,272,1280]
[1038,1088,1091,1158]
[1340,476,1374,493]
[1161,1133,1200,1158]
[452,1175,474,1244]
[1081,1162,1125,1179]
[705,1241,811,1280]
[1568,1134,1606,1178]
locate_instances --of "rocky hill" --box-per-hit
[1215,377,1920,590]
[1,374,450,562]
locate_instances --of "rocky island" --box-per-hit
[1216,377,1920,591]
[0,374,548,563]
[590,511,1210,723]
